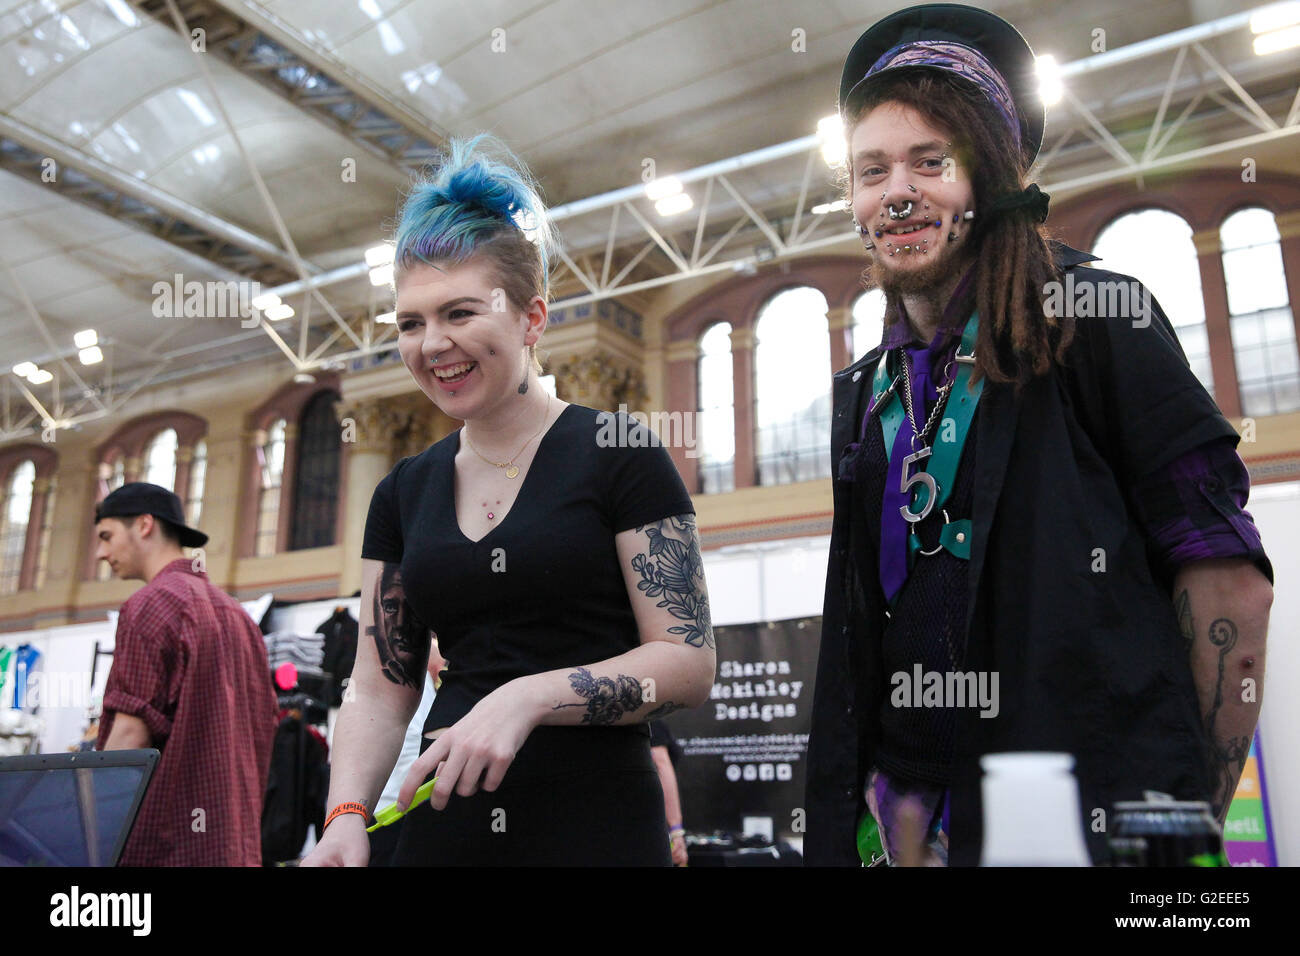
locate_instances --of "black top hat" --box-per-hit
[94,482,209,548]
[839,3,1045,162]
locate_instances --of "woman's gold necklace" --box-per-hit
[462,392,551,479]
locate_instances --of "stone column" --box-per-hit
[1193,228,1241,419]
[730,325,757,489]
[664,339,700,490]
[1277,209,1300,361]
[827,305,853,373]
[551,349,647,412]
[174,444,194,508]
[18,475,51,592]
[276,422,300,552]
[338,399,405,597]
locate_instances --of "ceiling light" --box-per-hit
[817,115,846,167]
[79,346,104,365]
[375,311,397,324]
[365,244,395,267]
[74,329,98,349]
[812,199,850,215]
[28,369,53,385]
[252,293,281,311]
[264,304,295,322]
[1251,2,1300,33]
[1036,54,1063,106]
[645,176,683,202]
[1254,23,1300,54]
[369,264,395,286]
[655,193,693,217]
[293,373,316,384]
[12,362,37,378]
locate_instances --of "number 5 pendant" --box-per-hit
[899,447,937,522]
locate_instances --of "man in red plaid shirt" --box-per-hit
[95,482,277,866]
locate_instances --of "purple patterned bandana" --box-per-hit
[864,40,1021,149]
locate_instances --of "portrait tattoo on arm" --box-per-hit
[553,667,643,725]
[366,562,431,690]
[630,514,714,649]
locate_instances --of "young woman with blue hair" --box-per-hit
[303,135,715,866]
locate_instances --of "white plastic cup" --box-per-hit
[979,752,1091,866]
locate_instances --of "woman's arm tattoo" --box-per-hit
[630,514,714,649]
[366,562,431,690]
[553,667,644,725]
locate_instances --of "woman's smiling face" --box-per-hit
[394,254,544,420]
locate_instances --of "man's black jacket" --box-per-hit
[803,244,1252,866]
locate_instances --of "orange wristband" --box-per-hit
[324,801,369,831]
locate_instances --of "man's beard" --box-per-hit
[870,241,969,295]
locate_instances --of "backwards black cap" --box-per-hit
[95,482,208,548]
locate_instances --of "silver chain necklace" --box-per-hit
[897,349,956,450]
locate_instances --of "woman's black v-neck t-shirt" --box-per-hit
[361,402,695,755]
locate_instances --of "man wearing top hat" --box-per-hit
[804,4,1274,866]
[94,482,277,866]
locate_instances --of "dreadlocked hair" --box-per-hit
[844,69,1072,388]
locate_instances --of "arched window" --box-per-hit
[755,286,832,485]
[95,458,126,581]
[0,461,35,596]
[853,288,887,359]
[1093,209,1215,396]
[34,477,56,591]
[142,427,178,489]
[1221,207,1299,416]
[186,439,207,527]
[291,392,341,550]
[697,322,735,494]
[256,419,286,557]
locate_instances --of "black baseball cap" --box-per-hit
[94,482,208,548]
[839,3,1045,162]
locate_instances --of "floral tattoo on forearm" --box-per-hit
[553,667,644,725]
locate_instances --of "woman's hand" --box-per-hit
[300,815,370,867]
[398,676,540,812]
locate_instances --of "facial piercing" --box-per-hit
[964,210,975,220]
[948,232,958,242]
[875,230,883,238]
[888,200,914,220]
[952,214,959,223]
[489,348,496,355]
[907,184,918,193]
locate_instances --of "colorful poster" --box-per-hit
[1223,730,1276,866]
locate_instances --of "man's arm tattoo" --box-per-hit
[1174,588,1194,649]
[553,667,644,725]
[1203,617,1247,819]
[630,514,714,649]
